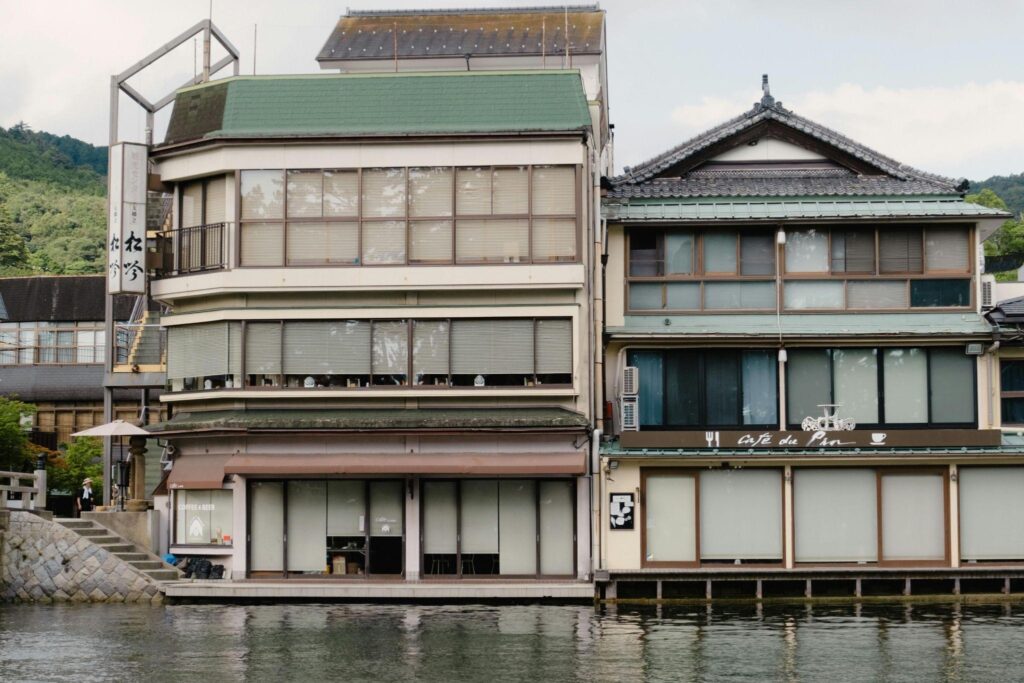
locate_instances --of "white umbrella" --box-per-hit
[72,419,150,437]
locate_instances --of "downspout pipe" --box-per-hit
[591,427,602,576]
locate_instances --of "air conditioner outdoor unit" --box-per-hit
[981,274,995,311]
[621,395,639,431]
[622,366,639,396]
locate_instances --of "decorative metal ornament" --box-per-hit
[801,404,856,432]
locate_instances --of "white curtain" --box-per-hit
[959,467,1024,560]
[881,473,945,561]
[539,481,574,575]
[645,474,696,562]
[794,469,877,562]
[499,480,537,575]
[286,481,326,572]
[700,469,782,560]
[250,482,283,571]
[422,481,457,554]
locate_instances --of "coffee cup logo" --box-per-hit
[870,433,886,445]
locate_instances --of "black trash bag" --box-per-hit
[195,559,213,580]
[182,557,197,578]
[210,564,225,579]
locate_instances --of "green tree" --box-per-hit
[0,204,29,273]
[967,188,1024,281]
[0,396,36,472]
[47,436,104,495]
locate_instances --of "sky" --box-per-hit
[1,0,1023,180]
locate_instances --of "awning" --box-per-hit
[168,454,231,489]
[223,452,586,476]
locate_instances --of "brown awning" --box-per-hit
[168,454,231,489]
[223,452,586,476]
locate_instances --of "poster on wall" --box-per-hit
[609,493,634,530]
[107,142,148,294]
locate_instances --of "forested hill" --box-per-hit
[970,174,1024,218]
[0,124,107,276]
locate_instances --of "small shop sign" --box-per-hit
[609,493,635,530]
[620,429,1002,450]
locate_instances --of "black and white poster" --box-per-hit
[609,493,634,530]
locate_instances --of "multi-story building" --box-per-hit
[148,6,607,594]
[595,82,1020,599]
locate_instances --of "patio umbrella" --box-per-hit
[72,420,150,437]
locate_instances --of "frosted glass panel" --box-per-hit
[369,481,403,536]
[703,231,737,273]
[794,469,877,562]
[499,480,537,575]
[848,281,907,309]
[629,283,663,310]
[833,348,878,424]
[539,481,574,575]
[883,348,928,423]
[423,481,457,554]
[250,481,283,571]
[666,283,700,310]
[327,480,365,536]
[959,467,1024,560]
[881,473,945,561]
[665,232,694,274]
[926,227,969,271]
[645,474,696,562]
[287,481,326,572]
[700,469,782,560]
[930,349,975,423]
[461,480,498,553]
[785,281,844,309]
[705,282,775,309]
[785,229,829,272]
[742,350,778,426]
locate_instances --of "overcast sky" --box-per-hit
[2,0,1023,179]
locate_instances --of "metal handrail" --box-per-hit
[156,222,229,277]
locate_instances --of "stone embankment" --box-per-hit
[0,510,175,603]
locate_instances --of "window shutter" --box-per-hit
[492,167,528,214]
[455,219,528,262]
[451,319,533,375]
[925,227,969,271]
[181,182,203,228]
[245,323,281,375]
[532,218,576,261]
[283,321,370,375]
[413,320,449,379]
[371,321,409,376]
[409,221,453,262]
[361,168,406,217]
[287,222,359,265]
[324,170,359,217]
[880,228,923,273]
[286,171,323,218]
[167,322,229,380]
[456,167,491,215]
[839,229,875,272]
[409,168,453,217]
[330,320,371,374]
[204,176,226,224]
[361,221,407,265]
[535,319,572,375]
[740,232,775,275]
[228,322,242,377]
[786,228,828,272]
[240,170,284,220]
[240,223,284,266]
[532,166,575,215]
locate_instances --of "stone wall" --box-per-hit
[0,511,162,603]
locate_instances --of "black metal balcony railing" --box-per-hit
[156,223,228,277]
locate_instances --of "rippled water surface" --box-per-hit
[3,602,1024,682]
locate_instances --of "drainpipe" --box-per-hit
[987,338,1000,428]
[591,428,602,575]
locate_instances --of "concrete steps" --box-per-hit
[55,518,181,584]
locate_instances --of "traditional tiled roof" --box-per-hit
[316,6,604,63]
[609,88,964,199]
[0,276,134,322]
[986,294,1024,326]
[160,72,590,147]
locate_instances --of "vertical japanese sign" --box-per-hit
[107,142,148,294]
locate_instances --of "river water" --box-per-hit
[2,601,1023,682]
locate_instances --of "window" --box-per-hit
[174,489,233,545]
[235,166,577,268]
[794,469,877,563]
[959,467,1024,561]
[168,318,573,392]
[626,349,778,429]
[786,346,975,428]
[1001,360,1024,424]
[1,322,106,366]
[421,478,574,577]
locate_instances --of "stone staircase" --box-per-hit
[55,518,180,582]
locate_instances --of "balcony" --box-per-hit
[154,223,228,278]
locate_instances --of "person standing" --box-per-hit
[76,478,96,517]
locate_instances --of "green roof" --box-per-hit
[607,313,993,338]
[603,198,1010,222]
[162,71,590,145]
[599,440,1024,458]
[148,408,590,434]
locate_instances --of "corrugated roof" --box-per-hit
[607,313,993,338]
[148,408,590,434]
[602,198,1010,222]
[0,276,134,322]
[161,72,590,146]
[316,6,604,63]
[606,174,960,200]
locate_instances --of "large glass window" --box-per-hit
[700,469,783,563]
[786,346,975,428]
[0,322,105,366]
[1001,360,1024,425]
[793,469,877,563]
[421,478,572,577]
[626,349,778,429]
[236,165,577,268]
[174,489,233,546]
[170,317,572,392]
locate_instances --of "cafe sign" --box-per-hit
[620,429,1003,450]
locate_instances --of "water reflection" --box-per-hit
[3,602,1024,682]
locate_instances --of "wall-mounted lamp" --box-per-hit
[776,230,786,245]
[965,343,984,356]
[608,460,620,471]
[778,348,788,363]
